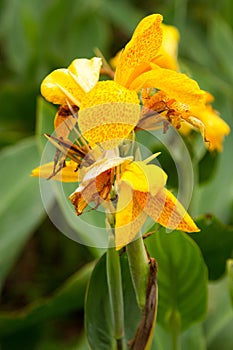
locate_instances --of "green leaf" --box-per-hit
[0,137,53,286]
[204,278,233,350]
[85,253,142,350]
[0,261,94,338]
[181,323,206,350]
[145,229,208,332]
[198,150,219,184]
[151,322,206,350]
[208,15,233,84]
[227,259,233,307]
[189,215,233,280]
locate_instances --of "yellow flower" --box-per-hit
[65,154,199,248]
[78,14,207,149]
[79,14,229,151]
[114,159,199,248]
[109,14,229,151]
[40,14,229,152]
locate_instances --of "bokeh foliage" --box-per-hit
[0,0,233,349]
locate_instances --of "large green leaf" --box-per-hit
[189,215,233,280]
[0,261,94,338]
[145,229,208,332]
[0,137,53,287]
[204,278,233,350]
[152,323,206,350]
[85,253,142,350]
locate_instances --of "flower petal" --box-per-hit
[115,182,147,249]
[41,68,84,106]
[79,156,133,185]
[31,160,79,182]
[142,188,200,232]
[68,57,102,93]
[130,64,206,109]
[79,81,140,148]
[192,105,230,152]
[115,14,163,88]
[40,57,102,106]
[120,161,167,196]
[153,23,180,71]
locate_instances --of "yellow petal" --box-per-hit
[115,182,147,249]
[115,14,163,87]
[143,188,200,232]
[40,68,84,106]
[40,57,102,106]
[130,64,206,109]
[193,105,230,152]
[153,23,180,71]
[31,160,79,182]
[79,81,140,148]
[120,161,167,196]
[153,47,178,71]
[68,57,102,93]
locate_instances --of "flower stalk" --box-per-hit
[126,235,150,309]
[106,226,125,349]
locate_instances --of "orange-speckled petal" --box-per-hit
[79,81,140,148]
[115,182,147,249]
[115,14,163,87]
[143,188,200,232]
[130,64,206,109]
[31,160,79,182]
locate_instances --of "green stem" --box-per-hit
[106,234,125,349]
[126,235,150,309]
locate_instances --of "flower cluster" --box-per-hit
[32,14,229,247]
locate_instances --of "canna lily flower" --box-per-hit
[40,14,229,151]
[114,158,199,248]
[78,14,229,151]
[67,153,199,248]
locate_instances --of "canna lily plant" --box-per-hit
[32,13,229,350]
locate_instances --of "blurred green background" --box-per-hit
[0,0,233,349]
